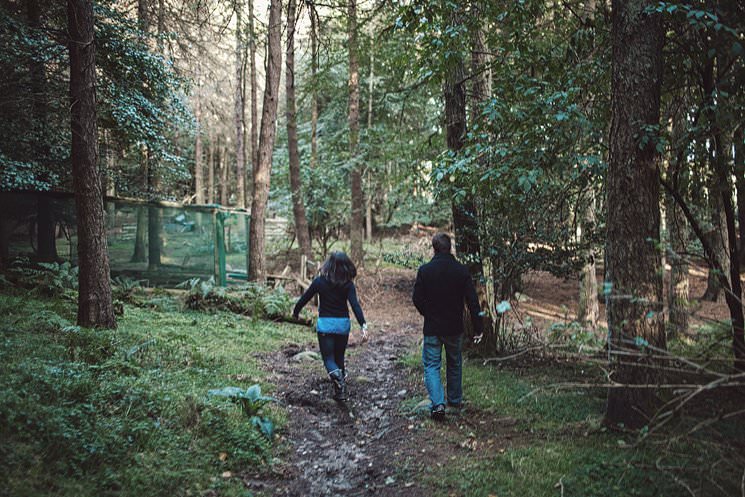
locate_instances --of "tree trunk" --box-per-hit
[348,0,363,265]
[310,8,319,170]
[194,87,204,203]
[365,37,375,241]
[734,126,745,266]
[37,196,57,262]
[220,145,229,205]
[207,132,215,204]
[286,0,312,260]
[28,1,57,263]
[701,60,728,302]
[664,115,689,338]
[248,0,258,178]
[578,191,599,330]
[234,0,246,208]
[248,0,282,282]
[447,4,488,347]
[68,0,116,328]
[665,190,689,337]
[147,150,161,271]
[604,0,665,429]
[131,205,147,262]
[194,6,205,205]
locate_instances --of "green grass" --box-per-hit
[402,348,741,497]
[0,289,313,497]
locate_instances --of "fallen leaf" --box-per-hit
[218,452,228,461]
[221,471,232,478]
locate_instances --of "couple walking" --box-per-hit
[293,233,484,419]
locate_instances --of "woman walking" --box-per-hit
[292,252,368,400]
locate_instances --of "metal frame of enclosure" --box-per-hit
[0,191,286,286]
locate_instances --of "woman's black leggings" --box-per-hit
[317,333,349,374]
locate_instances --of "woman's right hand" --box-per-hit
[361,323,369,343]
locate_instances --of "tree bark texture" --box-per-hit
[365,38,375,241]
[310,8,319,170]
[68,0,116,328]
[234,0,246,208]
[664,191,689,337]
[735,126,745,265]
[578,191,599,330]
[286,0,312,260]
[195,85,204,203]
[604,0,665,428]
[248,0,282,282]
[220,144,228,205]
[207,132,215,204]
[248,0,258,176]
[131,205,147,262]
[348,0,363,265]
[444,5,487,346]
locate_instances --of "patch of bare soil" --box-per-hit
[244,268,521,497]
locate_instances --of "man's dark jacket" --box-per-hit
[412,252,483,337]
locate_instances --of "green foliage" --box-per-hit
[0,288,310,497]
[7,258,79,298]
[208,385,277,439]
[0,1,191,198]
[181,277,294,319]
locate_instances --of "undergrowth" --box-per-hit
[0,288,312,497]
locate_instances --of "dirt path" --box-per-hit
[242,269,436,496]
[244,268,521,496]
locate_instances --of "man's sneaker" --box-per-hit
[431,404,446,421]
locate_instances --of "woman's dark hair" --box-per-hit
[432,233,452,254]
[320,251,357,285]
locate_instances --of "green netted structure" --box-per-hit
[0,192,287,286]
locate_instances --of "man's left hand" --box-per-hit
[473,334,483,345]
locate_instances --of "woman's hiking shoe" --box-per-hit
[329,369,348,401]
[431,404,446,421]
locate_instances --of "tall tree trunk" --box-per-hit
[147,149,161,271]
[28,0,57,263]
[207,132,215,204]
[576,0,598,331]
[220,144,228,205]
[132,205,147,262]
[701,60,728,302]
[194,87,204,203]
[68,0,116,328]
[735,126,745,266]
[578,191,599,329]
[604,0,665,429]
[37,196,57,262]
[348,0,363,265]
[286,0,312,260]
[234,0,246,208]
[450,3,488,347]
[131,0,150,263]
[194,7,205,205]
[665,190,689,337]
[248,0,282,282]
[310,8,319,170]
[665,115,689,338]
[365,36,374,241]
[248,0,258,176]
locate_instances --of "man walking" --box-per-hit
[412,233,484,420]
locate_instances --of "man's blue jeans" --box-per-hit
[422,334,463,408]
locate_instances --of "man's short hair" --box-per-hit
[432,233,452,254]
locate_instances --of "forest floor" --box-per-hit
[244,258,742,497]
[244,267,524,497]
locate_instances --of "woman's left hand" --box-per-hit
[361,323,369,343]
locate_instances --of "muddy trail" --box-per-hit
[244,268,522,497]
